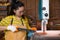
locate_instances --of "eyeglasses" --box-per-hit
[19,11,25,14]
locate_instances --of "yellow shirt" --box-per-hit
[0,15,30,40]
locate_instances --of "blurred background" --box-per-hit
[0,0,60,40]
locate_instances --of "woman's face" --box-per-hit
[14,6,24,17]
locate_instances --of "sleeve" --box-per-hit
[25,17,31,29]
[0,16,12,26]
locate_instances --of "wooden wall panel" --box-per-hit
[48,0,60,30]
[36,0,39,20]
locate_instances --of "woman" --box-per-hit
[0,1,31,40]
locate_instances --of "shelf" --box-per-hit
[0,0,8,3]
[0,6,7,10]
[0,0,12,20]
[0,3,10,6]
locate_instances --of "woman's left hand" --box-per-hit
[7,25,17,32]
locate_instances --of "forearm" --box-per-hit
[0,26,7,31]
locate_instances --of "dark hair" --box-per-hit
[9,1,25,19]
